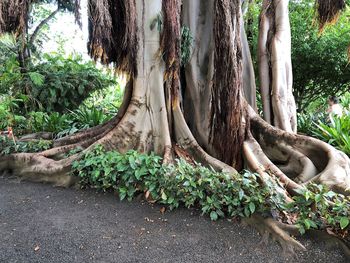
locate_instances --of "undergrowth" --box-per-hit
[72,146,350,239]
[0,136,52,155]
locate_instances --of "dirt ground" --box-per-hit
[0,176,347,263]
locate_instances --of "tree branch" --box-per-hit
[28,7,60,49]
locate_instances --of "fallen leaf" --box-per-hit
[34,245,40,251]
[160,207,166,214]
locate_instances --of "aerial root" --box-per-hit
[243,215,306,258]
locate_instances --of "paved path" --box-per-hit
[0,177,347,263]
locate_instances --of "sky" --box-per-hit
[40,0,89,57]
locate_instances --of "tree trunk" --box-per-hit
[258,0,297,132]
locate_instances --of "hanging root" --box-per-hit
[88,0,138,75]
[0,0,30,35]
[315,0,346,33]
[210,0,245,169]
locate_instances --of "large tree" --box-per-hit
[1,0,350,256]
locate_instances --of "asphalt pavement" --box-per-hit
[0,176,347,263]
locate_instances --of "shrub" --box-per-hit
[72,146,350,238]
[0,96,27,131]
[287,184,350,236]
[0,136,52,155]
[312,115,350,156]
[72,146,285,220]
[0,51,117,113]
[27,54,117,112]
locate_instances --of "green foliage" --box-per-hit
[0,96,27,131]
[26,111,74,135]
[297,111,328,135]
[0,35,117,113]
[72,146,286,221]
[287,184,350,235]
[0,102,116,138]
[312,115,350,155]
[290,0,350,112]
[73,147,350,237]
[13,104,115,138]
[245,0,350,112]
[180,26,193,66]
[297,93,350,156]
[0,136,52,155]
[26,54,116,112]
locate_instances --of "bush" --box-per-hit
[72,146,347,237]
[0,49,117,113]
[27,54,117,112]
[72,146,350,238]
[287,184,350,236]
[312,115,350,156]
[73,146,285,220]
[1,92,118,137]
[0,96,27,131]
[0,136,52,155]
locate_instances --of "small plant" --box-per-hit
[0,136,52,155]
[72,146,350,241]
[69,106,113,130]
[72,146,286,221]
[286,184,350,236]
[0,50,117,114]
[312,115,350,156]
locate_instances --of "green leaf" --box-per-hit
[315,194,322,203]
[244,206,250,217]
[238,189,244,201]
[298,225,306,235]
[340,217,349,230]
[28,72,44,86]
[161,191,167,201]
[210,211,218,221]
[249,202,256,214]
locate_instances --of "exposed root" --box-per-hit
[306,230,350,259]
[173,103,236,173]
[19,132,54,141]
[243,214,306,258]
[247,106,350,195]
[162,145,173,164]
[243,132,302,195]
[0,153,78,187]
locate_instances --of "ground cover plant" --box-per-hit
[73,146,350,245]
